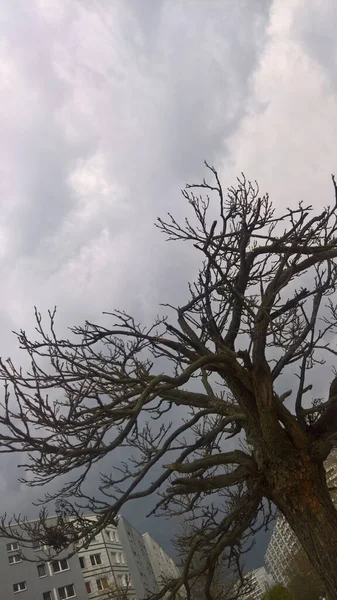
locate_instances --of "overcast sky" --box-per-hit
[0,0,337,571]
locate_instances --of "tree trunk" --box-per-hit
[267,453,337,599]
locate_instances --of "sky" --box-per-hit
[0,0,337,572]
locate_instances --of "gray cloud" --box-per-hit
[290,1,337,90]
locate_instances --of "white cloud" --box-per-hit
[0,0,270,334]
[36,0,67,23]
[222,0,337,212]
[68,152,116,199]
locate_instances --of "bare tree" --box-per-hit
[173,521,239,600]
[1,165,337,597]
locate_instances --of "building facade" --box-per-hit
[77,515,134,599]
[238,567,273,600]
[264,514,298,586]
[117,517,160,598]
[142,533,181,587]
[265,452,337,585]
[1,515,180,600]
[0,533,88,600]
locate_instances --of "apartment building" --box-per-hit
[142,533,181,587]
[265,452,337,585]
[117,517,160,598]
[0,530,88,600]
[237,567,273,600]
[264,514,298,585]
[1,514,181,600]
[77,515,135,599]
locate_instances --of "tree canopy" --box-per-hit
[262,584,292,600]
[1,165,337,597]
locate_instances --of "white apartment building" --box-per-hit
[265,452,337,585]
[117,517,161,598]
[264,515,298,586]
[78,515,186,599]
[238,567,273,600]
[77,515,134,599]
[1,514,181,600]
[142,533,181,587]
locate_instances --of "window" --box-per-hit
[79,556,85,569]
[85,581,92,594]
[58,584,75,600]
[43,593,52,600]
[119,574,130,588]
[96,578,109,591]
[13,581,27,593]
[52,558,69,573]
[90,553,102,566]
[37,563,47,577]
[7,542,19,552]
[32,540,42,550]
[9,554,22,564]
[106,529,117,542]
[111,551,124,564]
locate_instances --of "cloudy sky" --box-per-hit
[0,0,337,570]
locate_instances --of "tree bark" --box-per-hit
[267,452,337,600]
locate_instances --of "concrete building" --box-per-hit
[142,533,181,588]
[264,514,298,586]
[0,531,88,600]
[1,514,180,600]
[117,517,160,598]
[77,515,134,599]
[238,567,272,600]
[265,452,337,585]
